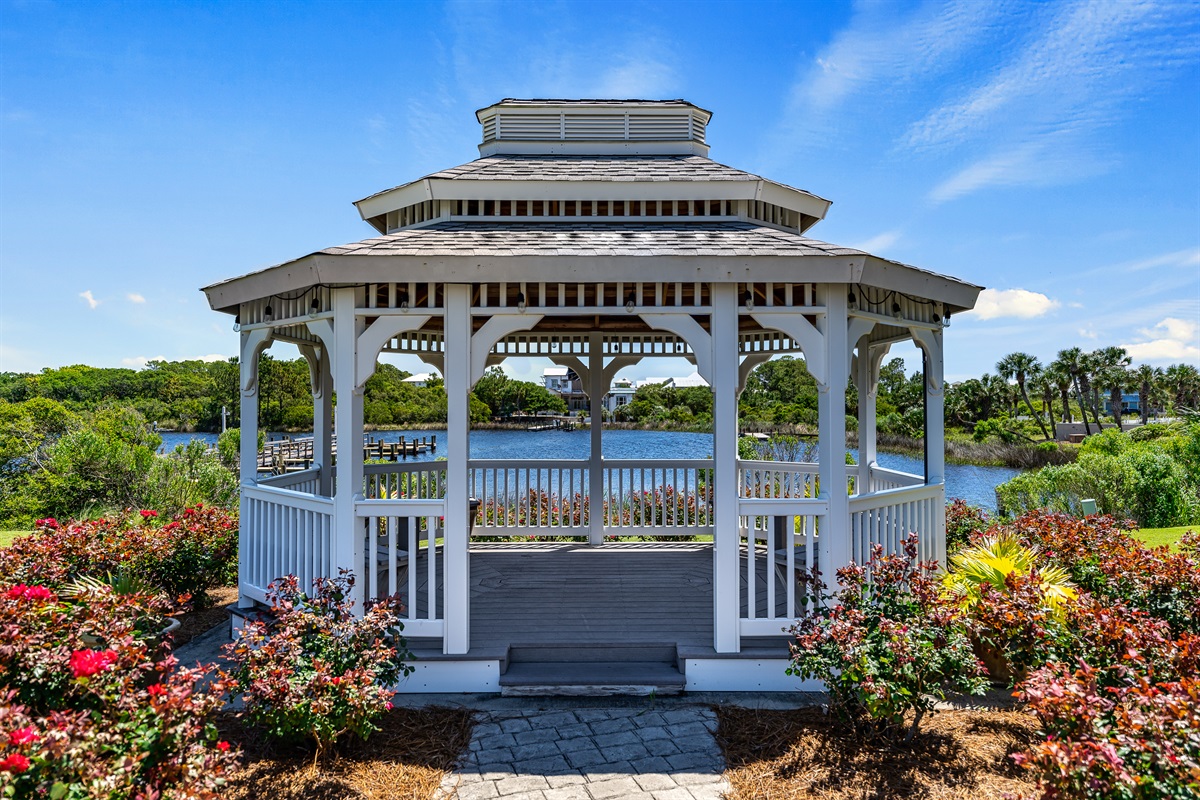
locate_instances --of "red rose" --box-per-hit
[70,648,118,679]
[0,754,30,773]
[147,683,167,697]
[216,740,230,752]
[8,727,37,746]
[385,701,394,711]
[140,509,159,519]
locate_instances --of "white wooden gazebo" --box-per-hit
[203,99,981,693]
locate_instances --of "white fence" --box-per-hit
[259,466,322,495]
[355,498,445,638]
[849,482,945,567]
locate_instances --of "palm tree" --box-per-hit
[1045,363,1073,424]
[1053,348,1091,434]
[1030,370,1059,437]
[1133,363,1165,425]
[1165,363,1200,412]
[997,352,1050,440]
[1081,350,1108,429]
[1092,346,1131,431]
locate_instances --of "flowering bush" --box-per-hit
[1001,511,1200,636]
[944,498,991,552]
[0,581,238,797]
[221,572,413,759]
[0,505,238,609]
[787,533,987,741]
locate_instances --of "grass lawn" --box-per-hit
[0,530,28,548]
[1131,525,1195,550]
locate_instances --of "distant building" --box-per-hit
[542,367,589,413]
[638,372,710,390]
[604,377,636,413]
[402,372,436,388]
[1102,393,1141,415]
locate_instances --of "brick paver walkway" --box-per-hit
[436,706,729,800]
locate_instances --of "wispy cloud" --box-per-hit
[79,290,99,309]
[127,293,145,304]
[909,0,1199,201]
[853,229,903,253]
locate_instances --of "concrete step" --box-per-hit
[499,660,685,696]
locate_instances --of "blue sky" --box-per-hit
[1,0,1197,385]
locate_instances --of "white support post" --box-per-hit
[315,348,333,496]
[817,285,851,575]
[855,335,875,495]
[443,284,472,654]
[237,329,264,610]
[711,283,740,654]
[332,288,366,610]
[587,333,605,545]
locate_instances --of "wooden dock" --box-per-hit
[258,434,437,473]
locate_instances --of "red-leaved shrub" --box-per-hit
[0,581,238,797]
[0,505,237,609]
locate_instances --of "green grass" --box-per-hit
[0,530,28,548]
[1131,525,1195,551]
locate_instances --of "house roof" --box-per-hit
[422,155,760,184]
[201,220,981,312]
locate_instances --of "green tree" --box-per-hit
[996,352,1050,440]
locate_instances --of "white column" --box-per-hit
[855,335,876,495]
[817,285,851,574]
[443,284,472,654]
[315,347,333,496]
[332,288,365,610]
[711,283,740,653]
[923,329,946,566]
[238,331,260,610]
[588,332,604,546]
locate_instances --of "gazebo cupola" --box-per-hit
[203,98,981,694]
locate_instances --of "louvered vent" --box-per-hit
[498,114,561,140]
[564,114,625,139]
[482,117,497,142]
[628,114,692,141]
[691,115,706,143]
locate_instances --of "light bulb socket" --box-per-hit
[263,304,273,320]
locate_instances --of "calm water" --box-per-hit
[162,429,1019,510]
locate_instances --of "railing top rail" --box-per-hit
[849,482,941,511]
[244,483,335,512]
[259,465,322,485]
[737,459,819,472]
[364,462,445,474]
[869,464,923,481]
[468,458,589,468]
[354,498,445,517]
[601,458,713,469]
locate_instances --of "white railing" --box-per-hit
[259,466,323,495]
[470,459,589,533]
[867,464,923,493]
[364,461,446,500]
[240,484,335,605]
[849,482,944,567]
[355,498,445,638]
[738,459,818,499]
[599,459,713,534]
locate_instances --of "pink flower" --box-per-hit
[5,584,54,602]
[34,518,59,530]
[8,727,37,746]
[0,754,30,773]
[140,509,158,519]
[385,701,394,711]
[70,648,118,679]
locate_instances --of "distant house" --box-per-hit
[402,372,435,388]
[604,377,636,413]
[639,372,710,390]
[1102,393,1142,415]
[542,366,588,413]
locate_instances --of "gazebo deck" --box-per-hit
[396,541,802,656]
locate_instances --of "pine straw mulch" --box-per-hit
[716,706,1039,800]
[171,585,239,648]
[216,706,475,800]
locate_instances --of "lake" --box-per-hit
[161,429,1020,510]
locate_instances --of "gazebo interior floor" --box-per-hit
[397,541,800,667]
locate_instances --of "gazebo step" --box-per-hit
[507,642,678,665]
[499,661,685,696]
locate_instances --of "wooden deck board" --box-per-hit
[387,541,804,651]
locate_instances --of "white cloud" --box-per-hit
[1122,318,1200,363]
[967,288,1061,320]
[127,293,146,304]
[79,290,99,309]
[1078,327,1098,340]
[121,355,166,368]
[853,229,902,253]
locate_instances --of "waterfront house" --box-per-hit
[202,99,981,693]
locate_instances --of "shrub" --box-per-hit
[0,506,238,610]
[944,533,1076,613]
[1001,511,1200,636]
[221,572,413,758]
[0,582,238,797]
[787,533,987,742]
[944,499,992,552]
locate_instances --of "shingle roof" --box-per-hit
[317,221,866,259]
[424,155,757,183]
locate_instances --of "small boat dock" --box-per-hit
[258,434,436,474]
